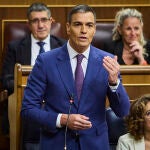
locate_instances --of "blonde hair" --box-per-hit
[112,8,146,49]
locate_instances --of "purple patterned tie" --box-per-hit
[75,54,84,99]
[37,41,45,54]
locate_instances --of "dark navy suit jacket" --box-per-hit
[21,43,130,150]
[2,34,66,95]
[1,34,66,143]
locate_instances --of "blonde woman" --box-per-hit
[104,8,150,65]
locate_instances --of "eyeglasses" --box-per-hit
[29,18,50,24]
[145,110,150,118]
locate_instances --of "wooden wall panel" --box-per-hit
[0,0,150,5]
[1,4,150,76]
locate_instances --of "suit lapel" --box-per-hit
[50,36,57,49]
[79,46,103,107]
[56,45,78,108]
[20,35,31,65]
[50,35,61,49]
[56,45,104,108]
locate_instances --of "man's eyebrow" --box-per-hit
[72,21,95,24]
[72,21,82,23]
[86,22,95,24]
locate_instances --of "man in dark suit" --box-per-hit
[21,5,130,150]
[1,2,66,150]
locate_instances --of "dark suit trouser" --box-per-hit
[1,100,9,135]
[23,143,40,150]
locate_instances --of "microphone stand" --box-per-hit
[64,98,74,150]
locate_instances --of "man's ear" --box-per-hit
[66,22,70,35]
[93,24,96,36]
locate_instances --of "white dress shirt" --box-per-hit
[56,41,119,127]
[31,34,51,66]
[67,41,90,78]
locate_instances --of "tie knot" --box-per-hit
[37,41,45,48]
[76,54,84,64]
[37,41,45,54]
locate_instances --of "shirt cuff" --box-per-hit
[109,79,120,92]
[56,113,62,128]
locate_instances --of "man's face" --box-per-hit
[66,12,96,53]
[28,11,52,41]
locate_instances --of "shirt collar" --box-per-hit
[31,34,50,45]
[67,41,90,60]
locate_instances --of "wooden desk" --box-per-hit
[8,64,150,150]
[121,65,150,101]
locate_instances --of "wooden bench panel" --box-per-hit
[121,65,150,101]
[8,64,32,150]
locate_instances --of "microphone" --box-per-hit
[64,95,74,150]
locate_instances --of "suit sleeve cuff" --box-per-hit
[56,113,62,128]
[109,79,120,92]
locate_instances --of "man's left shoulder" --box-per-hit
[91,45,114,58]
[50,35,66,43]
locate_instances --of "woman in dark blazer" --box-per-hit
[104,8,150,65]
